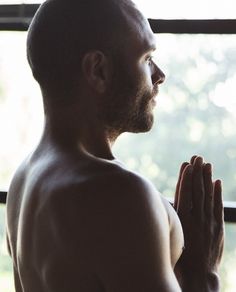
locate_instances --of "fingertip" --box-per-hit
[190,155,197,164]
[204,163,212,173]
[181,162,189,170]
[192,156,204,167]
[216,179,222,188]
[214,180,223,202]
[198,156,204,164]
[214,180,224,222]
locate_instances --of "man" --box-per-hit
[6,0,224,291]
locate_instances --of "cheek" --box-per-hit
[137,63,153,88]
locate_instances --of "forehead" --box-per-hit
[122,5,156,54]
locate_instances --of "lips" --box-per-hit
[148,86,159,103]
[150,86,159,107]
[151,98,157,106]
[153,85,159,97]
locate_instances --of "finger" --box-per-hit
[174,162,189,210]
[213,180,224,261]
[192,156,205,218]
[213,180,224,226]
[190,155,198,164]
[203,163,213,218]
[177,164,193,218]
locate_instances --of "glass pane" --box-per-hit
[2,34,236,198]
[0,32,43,190]
[1,35,236,198]
[114,34,236,202]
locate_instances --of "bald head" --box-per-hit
[27,0,141,96]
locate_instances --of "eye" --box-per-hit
[146,55,154,66]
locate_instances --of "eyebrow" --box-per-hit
[146,45,157,54]
[150,46,157,52]
[142,34,157,54]
[147,40,157,52]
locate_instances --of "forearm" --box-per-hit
[179,270,220,292]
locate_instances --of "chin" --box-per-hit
[128,114,154,133]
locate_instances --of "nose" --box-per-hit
[152,64,165,85]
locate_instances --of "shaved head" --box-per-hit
[27,0,139,94]
[26,0,162,137]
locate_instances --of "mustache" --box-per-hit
[151,85,159,99]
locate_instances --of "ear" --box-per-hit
[82,51,111,94]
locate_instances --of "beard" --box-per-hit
[99,71,158,137]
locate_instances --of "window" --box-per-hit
[0,1,236,291]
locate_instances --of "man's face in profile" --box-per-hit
[100,26,161,136]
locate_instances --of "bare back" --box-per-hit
[6,144,184,292]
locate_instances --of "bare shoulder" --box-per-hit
[46,159,171,256]
[40,157,170,245]
[48,159,168,222]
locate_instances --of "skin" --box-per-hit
[6,1,224,291]
[174,157,224,291]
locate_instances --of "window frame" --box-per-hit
[0,3,236,223]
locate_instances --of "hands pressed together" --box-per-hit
[174,156,224,292]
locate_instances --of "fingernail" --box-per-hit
[217,179,222,187]
[194,156,203,166]
[205,163,212,172]
[198,156,204,163]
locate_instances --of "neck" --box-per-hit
[41,103,118,160]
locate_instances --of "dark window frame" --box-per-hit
[1,4,236,33]
[0,4,236,223]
